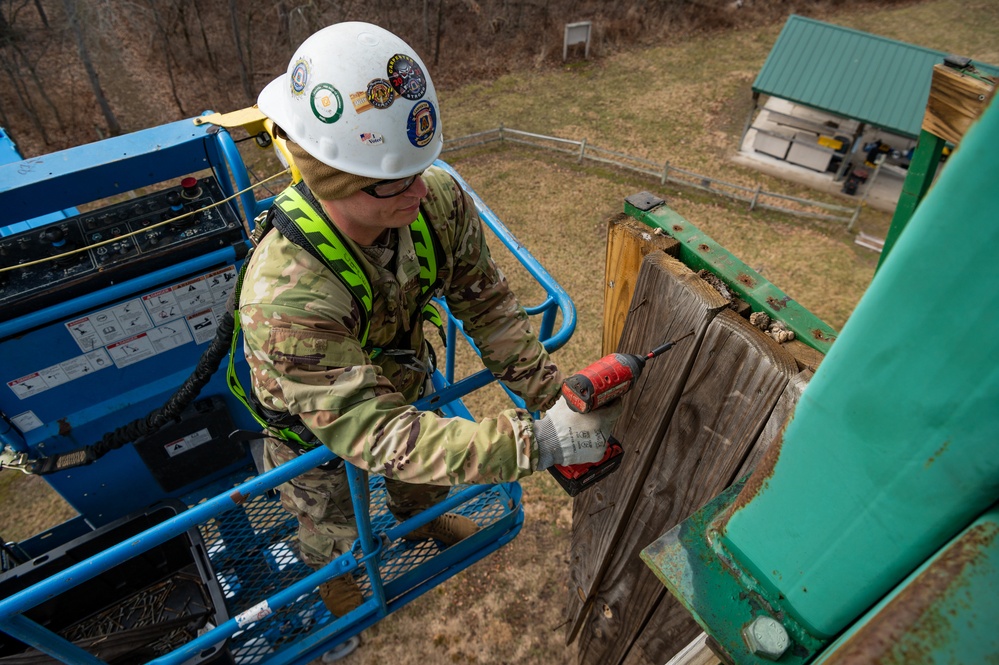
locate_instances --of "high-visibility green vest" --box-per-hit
[227,181,444,444]
[266,181,443,348]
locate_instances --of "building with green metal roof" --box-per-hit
[739,15,997,205]
[752,15,998,140]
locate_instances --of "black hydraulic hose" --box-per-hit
[31,310,236,475]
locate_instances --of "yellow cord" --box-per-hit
[0,168,290,274]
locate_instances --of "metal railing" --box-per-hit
[442,126,864,227]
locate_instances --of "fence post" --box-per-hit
[578,138,587,164]
[749,184,762,211]
[499,123,505,143]
[848,203,862,232]
[661,161,670,185]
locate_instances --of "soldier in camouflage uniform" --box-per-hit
[242,23,621,616]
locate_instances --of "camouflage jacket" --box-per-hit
[239,166,563,485]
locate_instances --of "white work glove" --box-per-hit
[535,396,624,469]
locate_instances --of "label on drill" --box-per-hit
[594,382,630,409]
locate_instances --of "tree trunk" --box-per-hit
[61,0,120,136]
[147,0,186,116]
[433,0,444,66]
[192,2,217,73]
[0,51,50,144]
[228,0,254,102]
[33,0,49,28]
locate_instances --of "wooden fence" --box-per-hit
[442,126,861,226]
[565,214,821,665]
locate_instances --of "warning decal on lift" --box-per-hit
[65,265,235,359]
[5,266,237,400]
[164,427,213,458]
[6,349,113,400]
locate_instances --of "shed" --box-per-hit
[739,15,998,204]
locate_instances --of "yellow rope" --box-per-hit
[1,168,290,274]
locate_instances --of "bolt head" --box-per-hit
[742,616,790,661]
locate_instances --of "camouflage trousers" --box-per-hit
[263,437,449,568]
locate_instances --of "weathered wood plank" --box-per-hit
[602,214,680,355]
[923,63,995,145]
[663,633,721,665]
[620,594,701,665]
[620,371,810,665]
[735,369,812,481]
[565,252,729,644]
[785,338,824,373]
[578,308,797,665]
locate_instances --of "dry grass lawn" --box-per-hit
[2,1,997,663]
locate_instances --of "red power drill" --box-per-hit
[547,331,694,496]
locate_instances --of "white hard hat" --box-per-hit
[258,22,442,179]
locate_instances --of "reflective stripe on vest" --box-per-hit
[272,185,440,348]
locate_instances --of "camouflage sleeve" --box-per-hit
[239,232,542,485]
[430,173,563,412]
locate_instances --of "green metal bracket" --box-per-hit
[876,129,945,270]
[624,194,837,355]
[640,94,999,665]
[641,480,826,664]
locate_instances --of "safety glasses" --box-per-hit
[360,173,421,198]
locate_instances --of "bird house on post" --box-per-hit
[563,21,592,61]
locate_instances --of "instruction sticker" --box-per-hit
[65,299,153,352]
[106,333,157,368]
[186,308,219,345]
[164,427,213,458]
[6,350,112,400]
[3,265,240,398]
[10,411,43,432]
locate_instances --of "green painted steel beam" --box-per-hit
[812,506,999,664]
[642,95,999,662]
[641,481,826,665]
[624,193,837,355]
[877,128,946,270]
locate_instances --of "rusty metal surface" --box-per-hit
[641,480,825,665]
[817,516,999,665]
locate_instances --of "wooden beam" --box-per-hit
[922,63,996,146]
[566,252,728,645]
[663,633,720,665]
[783,339,824,373]
[735,369,812,481]
[577,308,797,665]
[602,214,680,356]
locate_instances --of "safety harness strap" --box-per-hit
[272,182,375,346]
[227,181,445,446]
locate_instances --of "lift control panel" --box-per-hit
[0,175,243,322]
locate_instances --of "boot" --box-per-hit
[318,573,364,616]
[403,513,480,546]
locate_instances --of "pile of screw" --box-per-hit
[61,575,210,653]
[749,311,795,343]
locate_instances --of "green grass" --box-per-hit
[2,3,997,663]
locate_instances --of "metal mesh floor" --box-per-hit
[200,476,520,664]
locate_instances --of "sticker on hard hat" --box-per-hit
[350,91,373,114]
[290,59,310,96]
[366,79,396,110]
[407,101,437,148]
[359,132,384,146]
[311,84,344,124]
[387,54,427,101]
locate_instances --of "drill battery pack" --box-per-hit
[547,437,624,497]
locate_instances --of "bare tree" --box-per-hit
[145,0,186,116]
[0,50,49,144]
[61,0,120,136]
[229,0,255,102]
[32,0,49,28]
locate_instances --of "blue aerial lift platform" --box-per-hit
[0,114,574,664]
